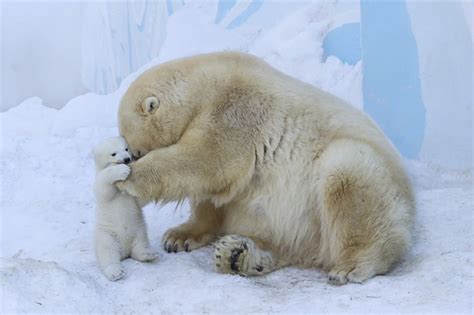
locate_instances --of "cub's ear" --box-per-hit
[141,96,160,115]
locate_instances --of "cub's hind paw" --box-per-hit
[132,249,158,262]
[103,263,126,281]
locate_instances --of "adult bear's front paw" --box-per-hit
[163,225,215,253]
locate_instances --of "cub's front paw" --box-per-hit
[112,164,131,181]
[102,263,126,281]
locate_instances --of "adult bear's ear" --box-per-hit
[141,96,160,115]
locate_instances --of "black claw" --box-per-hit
[184,243,190,252]
[242,243,248,250]
[166,244,173,253]
[215,254,222,259]
[255,265,263,272]
[173,244,178,253]
[163,241,168,251]
[230,248,244,272]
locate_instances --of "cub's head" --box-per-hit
[118,60,210,159]
[93,136,132,171]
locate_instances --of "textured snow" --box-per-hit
[249,2,362,107]
[1,1,472,313]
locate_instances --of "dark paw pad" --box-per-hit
[230,248,244,272]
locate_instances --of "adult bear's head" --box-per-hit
[118,56,218,159]
[119,52,266,159]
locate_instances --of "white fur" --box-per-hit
[118,52,415,284]
[93,136,157,281]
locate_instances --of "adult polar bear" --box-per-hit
[117,52,415,284]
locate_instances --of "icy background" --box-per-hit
[1,1,472,313]
[2,0,472,170]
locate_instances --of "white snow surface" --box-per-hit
[1,2,473,313]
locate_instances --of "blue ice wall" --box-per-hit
[227,0,264,29]
[168,0,265,30]
[323,23,361,65]
[361,0,426,158]
[215,0,237,23]
[215,0,263,29]
[166,0,174,16]
[166,0,184,16]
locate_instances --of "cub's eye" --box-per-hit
[111,153,116,157]
[125,148,128,151]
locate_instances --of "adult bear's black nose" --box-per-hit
[124,157,131,164]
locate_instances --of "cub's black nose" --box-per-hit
[124,157,131,164]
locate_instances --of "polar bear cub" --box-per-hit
[93,136,157,281]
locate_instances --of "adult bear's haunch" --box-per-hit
[117,52,415,284]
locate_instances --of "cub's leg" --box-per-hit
[318,139,414,285]
[163,200,222,253]
[131,227,158,262]
[213,235,278,276]
[95,230,126,281]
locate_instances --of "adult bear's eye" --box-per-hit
[125,148,128,151]
[111,153,116,156]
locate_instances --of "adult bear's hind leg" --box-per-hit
[213,235,280,276]
[319,139,413,285]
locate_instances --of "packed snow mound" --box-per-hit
[249,2,362,107]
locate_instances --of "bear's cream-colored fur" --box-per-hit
[117,52,415,284]
[93,137,157,281]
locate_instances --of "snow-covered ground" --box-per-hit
[1,2,472,313]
